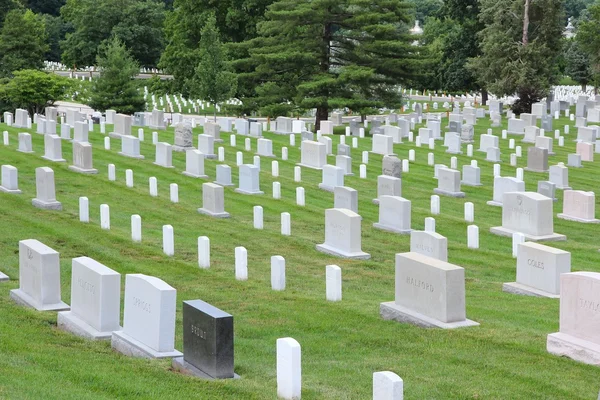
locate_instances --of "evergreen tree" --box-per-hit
[0,9,48,78]
[160,0,274,96]
[190,15,237,121]
[237,0,420,130]
[564,39,593,91]
[61,0,165,68]
[0,0,22,30]
[470,0,564,114]
[89,37,145,114]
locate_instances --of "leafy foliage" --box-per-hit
[235,0,420,129]
[0,9,48,78]
[0,0,22,30]
[88,37,145,114]
[0,69,71,115]
[23,0,66,16]
[190,15,237,120]
[406,0,443,23]
[61,0,165,68]
[469,0,564,113]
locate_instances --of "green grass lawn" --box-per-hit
[0,111,599,399]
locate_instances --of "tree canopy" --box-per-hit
[61,0,165,68]
[234,0,420,128]
[0,69,71,115]
[0,9,48,78]
[469,0,564,113]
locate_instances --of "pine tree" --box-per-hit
[0,9,48,78]
[564,39,592,91]
[89,37,145,114]
[469,0,564,114]
[190,15,237,121]
[236,0,420,130]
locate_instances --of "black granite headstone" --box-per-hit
[183,300,234,379]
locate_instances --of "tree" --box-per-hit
[160,0,274,96]
[0,0,22,30]
[190,15,237,121]
[24,0,66,16]
[0,70,71,115]
[577,0,600,92]
[237,0,420,130]
[565,0,594,20]
[564,39,593,90]
[0,9,49,78]
[61,0,165,68]
[44,14,69,63]
[89,37,145,114]
[469,0,564,114]
[406,0,443,23]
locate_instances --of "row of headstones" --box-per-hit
[6,239,403,399]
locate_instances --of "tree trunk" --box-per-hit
[582,84,587,92]
[213,103,217,122]
[522,0,530,45]
[315,106,328,132]
[481,90,488,106]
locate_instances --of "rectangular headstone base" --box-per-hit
[108,132,123,139]
[557,214,600,224]
[111,331,182,359]
[490,226,566,242]
[212,180,235,187]
[316,243,370,260]
[372,198,380,205]
[203,154,217,159]
[0,186,22,194]
[433,188,465,198]
[555,186,572,190]
[32,198,62,210]
[41,156,66,163]
[446,150,463,155]
[118,152,144,159]
[255,153,275,158]
[0,271,9,281]
[234,189,264,195]
[502,282,559,298]
[17,149,34,154]
[318,183,337,192]
[296,163,323,170]
[10,289,69,311]
[57,311,120,340]
[172,145,194,152]
[153,162,174,169]
[68,166,98,174]
[485,158,501,163]
[486,201,502,207]
[380,302,479,329]
[197,208,230,218]
[373,223,411,235]
[149,125,166,131]
[182,172,208,179]
[461,181,482,187]
[547,332,600,366]
[524,167,549,173]
[172,357,240,380]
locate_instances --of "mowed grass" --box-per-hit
[0,112,599,399]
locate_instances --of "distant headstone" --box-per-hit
[434,168,465,198]
[373,196,411,234]
[410,230,448,262]
[503,242,570,298]
[198,183,230,218]
[382,156,402,178]
[373,175,401,205]
[298,140,327,170]
[111,274,182,358]
[334,186,358,213]
[183,149,208,178]
[525,147,548,173]
[490,192,566,241]
[316,208,370,259]
[558,190,599,223]
[9,239,69,311]
[69,141,98,174]
[380,252,479,328]
[173,123,193,152]
[57,257,121,339]
[547,272,600,365]
[32,167,62,210]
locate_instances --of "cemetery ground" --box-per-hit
[0,113,599,399]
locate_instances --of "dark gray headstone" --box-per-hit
[382,155,401,178]
[183,300,234,379]
[537,180,557,201]
[526,147,549,173]
[350,120,361,136]
[541,114,553,132]
[337,143,350,156]
[370,119,382,130]
[449,120,462,133]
